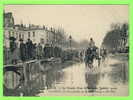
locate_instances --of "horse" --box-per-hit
[85,46,100,68]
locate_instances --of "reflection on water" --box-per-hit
[85,72,100,92]
[37,56,128,96]
[44,70,64,89]
[4,55,128,96]
[19,55,126,96]
[109,63,128,84]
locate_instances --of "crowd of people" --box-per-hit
[6,37,62,64]
[4,36,107,66]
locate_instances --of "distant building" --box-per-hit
[4,24,51,48]
[4,12,60,48]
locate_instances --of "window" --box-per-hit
[40,38,44,44]
[28,32,30,37]
[33,31,35,37]
[19,34,21,39]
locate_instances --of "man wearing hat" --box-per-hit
[19,38,26,62]
[26,38,33,60]
[9,37,16,52]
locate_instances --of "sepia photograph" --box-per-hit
[3,5,129,96]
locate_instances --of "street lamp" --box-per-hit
[69,35,72,51]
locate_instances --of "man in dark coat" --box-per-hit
[43,44,51,58]
[9,37,16,53]
[32,43,37,59]
[19,39,26,62]
[26,38,33,60]
[37,43,43,59]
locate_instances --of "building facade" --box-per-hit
[4,12,66,49]
[4,12,55,48]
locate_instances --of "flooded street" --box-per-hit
[3,5,129,97]
[37,54,128,96]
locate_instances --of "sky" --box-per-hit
[4,5,128,47]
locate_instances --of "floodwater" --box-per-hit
[37,55,128,96]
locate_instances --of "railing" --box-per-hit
[3,47,81,96]
[3,59,55,96]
